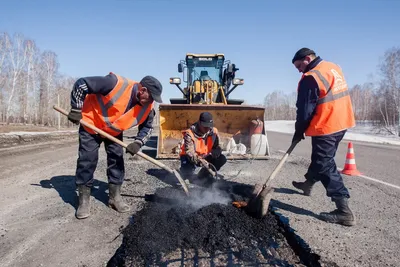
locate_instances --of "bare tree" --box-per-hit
[0,33,8,88]
[263,90,296,120]
[5,33,29,123]
[38,75,47,125]
[349,82,376,121]
[51,75,75,126]
[38,50,59,125]
[20,39,38,124]
[0,31,78,127]
[0,32,11,122]
[377,47,400,135]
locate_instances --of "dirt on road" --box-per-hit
[0,135,314,267]
[1,131,399,267]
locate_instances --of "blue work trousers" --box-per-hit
[305,130,350,199]
[75,126,125,187]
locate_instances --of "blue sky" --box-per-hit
[1,0,399,105]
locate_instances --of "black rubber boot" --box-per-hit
[195,167,215,187]
[292,179,315,196]
[76,185,91,219]
[320,197,356,226]
[108,184,130,213]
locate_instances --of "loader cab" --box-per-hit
[186,54,224,84]
[169,53,245,105]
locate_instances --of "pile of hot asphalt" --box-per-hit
[107,181,307,266]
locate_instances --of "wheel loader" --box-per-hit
[156,53,270,159]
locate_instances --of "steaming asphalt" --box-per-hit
[0,130,399,267]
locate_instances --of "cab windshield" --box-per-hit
[187,57,223,84]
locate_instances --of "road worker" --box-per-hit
[67,72,162,219]
[291,48,356,226]
[179,112,227,186]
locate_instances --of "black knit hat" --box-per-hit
[292,48,316,63]
[199,112,213,127]
[140,76,163,103]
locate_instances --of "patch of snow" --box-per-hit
[265,120,400,146]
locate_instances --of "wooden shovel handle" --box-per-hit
[255,140,299,196]
[53,105,174,173]
[265,140,298,184]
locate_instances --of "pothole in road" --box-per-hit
[107,181,327,267]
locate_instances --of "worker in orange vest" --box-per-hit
[179,112,227,186]
[67,73,162,219]
[291,48,356,226]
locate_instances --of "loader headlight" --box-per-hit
[233,78,244,85]
[170,77,181,85]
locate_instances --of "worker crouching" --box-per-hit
[179,112,227,186]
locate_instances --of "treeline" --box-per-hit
[0,32,75,126]
[1,32,399,134]
[263,47,400,135]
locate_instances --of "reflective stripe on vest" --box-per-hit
[95,77,131,133]
[180,128,218,156]
[81,73,153,136]
[308,69,350,105]
[300,61,355,136]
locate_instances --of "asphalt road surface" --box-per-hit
[266,131,400,188]
[0,130,399,267]
[265,131,400,267]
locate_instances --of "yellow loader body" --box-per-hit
[157,104,269,159]
[156,53,270,159]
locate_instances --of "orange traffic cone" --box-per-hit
[341,142,361,176]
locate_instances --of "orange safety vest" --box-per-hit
[299,60,355,136]
[180,127,218,157]
[81,73,154,136]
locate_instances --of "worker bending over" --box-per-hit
[67,72,162,219]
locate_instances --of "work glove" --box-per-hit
[126,140,142,155]
[67,109,82,125]
[198,157,209,168]
[211,147,222,159]
[292,131,305,144]
[189,154,201,166]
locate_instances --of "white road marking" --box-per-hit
[337,167,400,191]
[277,150,400,191]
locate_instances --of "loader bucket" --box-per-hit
[156,104,270,159]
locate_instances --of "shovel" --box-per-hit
[233,140,299,218]
[198,158,218,179]
[53,105,190,196]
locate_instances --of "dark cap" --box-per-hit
[140,76,163,103]
[199,112,213,128]
[292,48,316,64]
